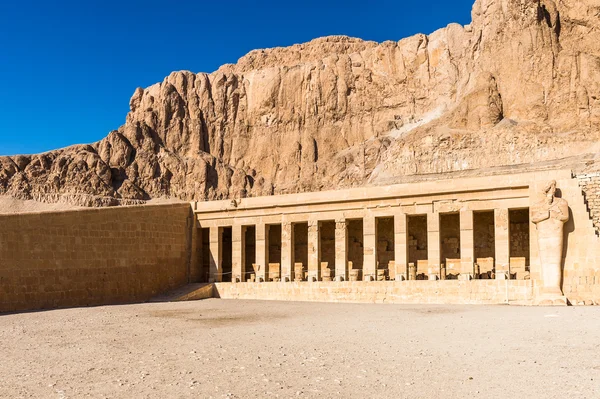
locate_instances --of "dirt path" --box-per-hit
[1,300,599,398]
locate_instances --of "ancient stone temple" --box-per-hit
[187,169,600,306]
[2,0,600,313]
[2,167,600,313]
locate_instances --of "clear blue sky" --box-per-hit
[0,0,474,156]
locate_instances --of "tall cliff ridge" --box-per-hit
[1,0,599,207]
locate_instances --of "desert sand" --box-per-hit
[1,299,599,398]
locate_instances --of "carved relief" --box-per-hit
[495,208,509,231]
[335,219,347,231]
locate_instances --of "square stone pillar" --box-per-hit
[209,226,222,283]
[494,208,510,275]
[188,222,202,283]
[427,213,440,273]
[335,219,348,281]
[256,223,269,281]
[232,224,244,282]
[307,220,320,281]
[363,214,377,281]
[394,211,407,280]
[281,222,293,282]
[460,210,474,276]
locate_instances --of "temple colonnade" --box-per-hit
[193,171,554,285]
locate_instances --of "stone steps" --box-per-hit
[574,173,600,236]
[560,178,598,236]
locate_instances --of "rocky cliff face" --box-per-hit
[1,0,599,207]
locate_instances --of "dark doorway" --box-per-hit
[244,226,256,281]
[407,215,428,277]
[222,227,233,282]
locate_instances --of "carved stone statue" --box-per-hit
[531,180,569,301]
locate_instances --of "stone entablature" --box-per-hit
[192,169,600,305]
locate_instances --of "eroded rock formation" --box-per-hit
[1,0,599,207]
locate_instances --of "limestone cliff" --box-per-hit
[1,0,599,207]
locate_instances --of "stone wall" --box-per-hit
[578,173,600,236]
[0,203,195,313]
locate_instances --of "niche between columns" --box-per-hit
[293,222,309,274]
[440,213,461,278]
[268,224,282,280]
[201,228,210,283]
[376,217,394,279]
[347,219,364,277]
[407,215,428,278]
[509,208,530,279]
[474,211,496,277]
[244,226,256,281]
[221,227,233,282]
[319,221,336,276]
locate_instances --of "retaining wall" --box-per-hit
[213,280,535,305]
[0,203,194,313]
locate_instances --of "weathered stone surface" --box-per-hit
[578,172,600,234]
[0,203,193,313]
[1,0,600,208]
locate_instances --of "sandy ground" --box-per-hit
[1,300,599,399]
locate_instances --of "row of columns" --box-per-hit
[206,209,514,282]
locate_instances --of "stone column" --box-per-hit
[363,213,377,281]
[335,219,348,281]
[394,211,407,280]
[209,226,222,283]
[232,224,244,282]
[256,223,268,282]
[427,212,440,276]
[494,208,510,277]
[188,223,202,283]
[307,220,320,281]
[281,221,293,282]
[460,210,474,277]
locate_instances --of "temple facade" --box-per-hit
[191,169,600,305]
[2,168,600,313]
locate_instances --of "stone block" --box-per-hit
[349,269,361,282]
[495,272,508,280]
[294,263,305,282]
[446,259,461,276]
[408,263,417,281]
